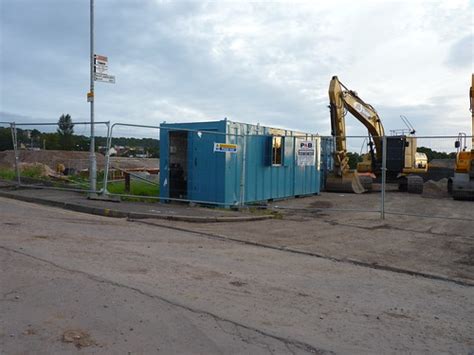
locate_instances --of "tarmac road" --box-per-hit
[1,197,473,354]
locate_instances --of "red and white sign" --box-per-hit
[93,54,115,84]
[94,54,108,66]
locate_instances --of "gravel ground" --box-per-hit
[1,197,473,354]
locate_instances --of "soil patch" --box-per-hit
[423,179,450,198]
[62,329,96,349]
[229,280,247,287]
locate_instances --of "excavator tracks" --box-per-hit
[398,175,424,194]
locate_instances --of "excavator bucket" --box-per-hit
[325,172,372,193]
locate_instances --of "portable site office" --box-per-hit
[159,119,325,206]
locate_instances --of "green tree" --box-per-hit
[0,127,13,150]
[57,114,74,149]
[347,152,363,169]
[43,132,60,150]
[29,129,42,149]
[417,146,456,162]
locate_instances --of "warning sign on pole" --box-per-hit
[93,54,115,84]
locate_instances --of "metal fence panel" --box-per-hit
[0,122,17,185]
[8,121,109,193]
[383,135,474,221]
[2,120,472,221]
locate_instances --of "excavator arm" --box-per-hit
[329,76,385,176]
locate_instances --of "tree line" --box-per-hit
[0,114,160,158]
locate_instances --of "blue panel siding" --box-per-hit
[160,119,321,206]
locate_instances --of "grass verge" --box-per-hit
[106,180,159,202]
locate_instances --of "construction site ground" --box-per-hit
[1,195,473,353]
[139,188,474,287]
[1,184,473,285]
[0,150,159,171]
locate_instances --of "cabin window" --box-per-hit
[272,136,283,165]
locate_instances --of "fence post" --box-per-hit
[239,133,247,207]
[10,123,20,187]
[380,135,387,219]
[102,121,113,195]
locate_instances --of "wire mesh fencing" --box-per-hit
[0,122,17,185]
[259,135,384,216]
[101,123,160,201]
[1,120,473,222]
[6,121,109,193]
[382,135,474,221]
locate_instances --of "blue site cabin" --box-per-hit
[159,119,326,207]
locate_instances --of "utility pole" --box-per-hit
[89,0,97,194]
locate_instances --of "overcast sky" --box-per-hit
[0,0,472,138]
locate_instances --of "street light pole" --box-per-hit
[89,0,97,194]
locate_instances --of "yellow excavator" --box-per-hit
[448,74,474,200]
[326,76,428,193]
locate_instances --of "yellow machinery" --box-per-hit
[449,74,474,200]
[327,76,428,193]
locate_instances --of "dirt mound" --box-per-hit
[0,150,105,170]
[423,178,450,198]
[109,157,159,170]
[0,151,15,168]
[0,150,159,171]
[429,159,455,169]
[18,162,55,177]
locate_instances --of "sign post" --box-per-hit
[88,0,115,197]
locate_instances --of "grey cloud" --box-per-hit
[0,1,470,139]
[445,34,473,68]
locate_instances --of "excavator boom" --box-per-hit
[326,75,426,194]
[329,76,385,176]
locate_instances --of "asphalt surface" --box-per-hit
[1,197,473,354]
[0,187,272,222]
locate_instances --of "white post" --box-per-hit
[89,0,97,194]
[239,132,247,206]
[381,135,387,219]
[102,122,113,195]
[10,123,20,186]
[471,74,473,151]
